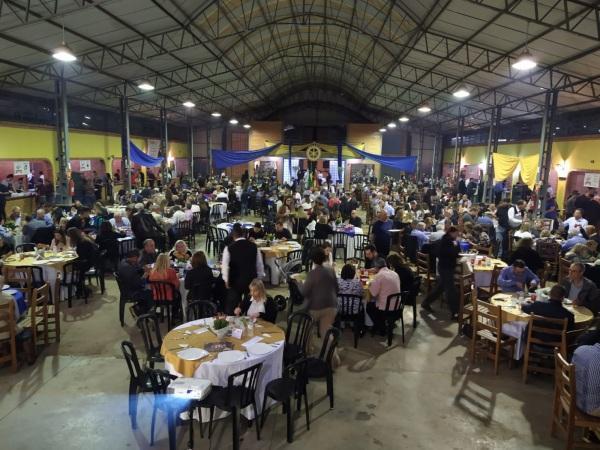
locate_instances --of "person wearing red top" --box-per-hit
[148,253,180,302]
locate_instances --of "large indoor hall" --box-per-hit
[0,1,600,449]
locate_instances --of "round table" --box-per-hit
[490,293,594,325]
[161,317,284,420]
[258,241,302,285]
[460,255,507,288]
[3,251,78,297]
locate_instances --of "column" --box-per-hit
[54,78,71,205]
[453,116,465,182]
[160,107,168,183]
[416,128,425,181]
[120,95,132,192]
[483,106,501,203]
[537,90,559,213]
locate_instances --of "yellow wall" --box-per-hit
[248,121,283,180]
[444,137,600,207]
[0,122,188,181]
[346,123,382,182]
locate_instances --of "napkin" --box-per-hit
[242,336,264,348]
[193,328,208,335]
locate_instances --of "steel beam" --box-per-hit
[160,107,168,184]
[453,116,465,183]
[537,91,559,213]
[188,121,194,179]
[120,94,132,192]
[416,128,425,181]
[483,106,502,203]
[54,78,70,205]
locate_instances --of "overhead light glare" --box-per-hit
[387,122,397,128]
[379,128,387,133]
[512,50,537,71]
[182,101,195,108]
[229,118,239,125]
[211,112,221,117]
[243,124,251,129]
[417,106,431,113]
[453,85,470,98]
[137,80,154,91]
[399,116,410,122]
[52,45,76,62]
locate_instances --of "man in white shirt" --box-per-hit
[563,208,588,232]
[508,200,526,228]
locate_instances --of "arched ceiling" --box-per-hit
[0,0,599,131]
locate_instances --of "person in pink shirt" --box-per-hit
[367,257,401,335]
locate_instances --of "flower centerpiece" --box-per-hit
[212,317,230,340]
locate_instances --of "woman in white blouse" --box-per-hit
[234,278,277,323]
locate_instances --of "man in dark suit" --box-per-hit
[522,285,575,337]
[560,262,599,315]
[222,223,265,314]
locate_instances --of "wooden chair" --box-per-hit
[470,300,517,375]
[0,301,18,372]
[476,264,502,301]
[20,283,51,347]
[558,258,572,284]
[416,252,436,295]
[536,239,560,280]
[522,315,568,383]
[457,273,475,332]
[551,349,600,450]
[507,229,515,254]
[4,267,34,305]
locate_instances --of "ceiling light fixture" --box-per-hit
[211,112,221,117]
[137,80,154,91]
[379,128,387,133]
[399,116,410,122]
[387,122,397,128]
[512,49,537,71]
[229,118,239,125]
[182,101,195,108]
[243,124,251,129]
[52,22,76,62]
[417,106,431,113]
[453,85,470,98]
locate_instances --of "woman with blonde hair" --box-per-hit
[148,253,180,302]
[565,243,595,264]
[169,239,192,263]
[234,278,277,323]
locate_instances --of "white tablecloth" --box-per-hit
[165,318,284,421]
[501,321,528,360]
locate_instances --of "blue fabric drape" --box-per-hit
[211,143,282,169]
[129,141,164,167]
[346,143,417,173]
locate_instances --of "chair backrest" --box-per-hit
[149,280,180,303]
[15,243,36,253]
[337,294,364,317]
[176,220,192,235]
[352,234,369,259]
[0,300,17,342]
[284,357,309,392]
[186,300,217,321]
[558,258,571,284]
[5,266,34,302]
[288,279,304,305]
[416,252,430,275]
[62,261,81,285]
[33,283,50,309]
[304,228,314,239]
[554,349,576,418]
[287,249,303,262]
[121,340,146,385]
[404,235,418,262]
[489,265,502,296]
[384,293,403,314]
[216,227,229,241]
[473,299,502,334]
[536,239,560,261]
[136,313,163,359]
[226,362,263,407]
[526,314,568,353]
[332,231,348,247]
[317,327,341,363]
[285,311,313,352]
[118,238,136,257]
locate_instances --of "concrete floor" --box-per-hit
[0,230,565,450]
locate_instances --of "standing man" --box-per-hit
[222,223,265,314]
[371,210,393,257]
[0,174,13,222]
[421,226,461,319]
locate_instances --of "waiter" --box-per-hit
[0,174,14,221]
[222,223,265,314]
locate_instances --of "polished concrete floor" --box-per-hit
[0,232,565,450]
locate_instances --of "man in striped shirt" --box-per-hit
[572,343,600,417]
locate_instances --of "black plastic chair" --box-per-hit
[205,226,217,254]
[382,293,404,346]
[261,358,310,443]
[115,273,136,327]
[351,234,370,260]
[15,243,36,253]
[31,226,55,245]
[332,231,349,261]
[136,313,164,368]
[286,249,303,263]
[118,237,136,258]
[305,327,341,409]
[193,363,263,450]
[149,280,182,331]
[215,227,229,257]
[84,250,106,294]
[175,219,194,248]
[284,312,313,366]
[62,261,85,307]
[121,340,152,430]
[186,300,217,321]
[337,294,364,348]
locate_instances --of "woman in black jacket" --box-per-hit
[314,215,334,239]
[184,251,215,301]
[234,278,277,323]
[95,221,125,269]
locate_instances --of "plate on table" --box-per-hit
[178,348,209,361]
[3,289,17,295]
[247,343,272,356]
[217,350,245,363]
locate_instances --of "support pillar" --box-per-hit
[207,127,212,177]
[188,121,194,179]
[537,90,559,214]
[416,128,425,181]
[54,78,71,205]
[483,106,501,203]
[431,134,441,179]
[160,107,168,184]
[120,95,132,192]
[453,116,465,183]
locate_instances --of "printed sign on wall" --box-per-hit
[583,172,600,188]
[79,160,92,172]
[147,139,161,157]
[13,161,30,176]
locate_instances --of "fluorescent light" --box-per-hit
[137,81,154,91]
[229,118,238,125]
[84,115,91,120]
[453,85,470,98]
[182,101,195,108]
[81,122,89,127]
[211,112,221,117]
[417,106,431,113]
[387,122,397,128]
[243,124,251,129]
[52,45,76,62]
[399,116,409,122]
[497,138,507,142]
[379,128,387,133]
[512,50,537,71]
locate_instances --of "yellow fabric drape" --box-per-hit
[519,154,539,189]
[492,154,519,181]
